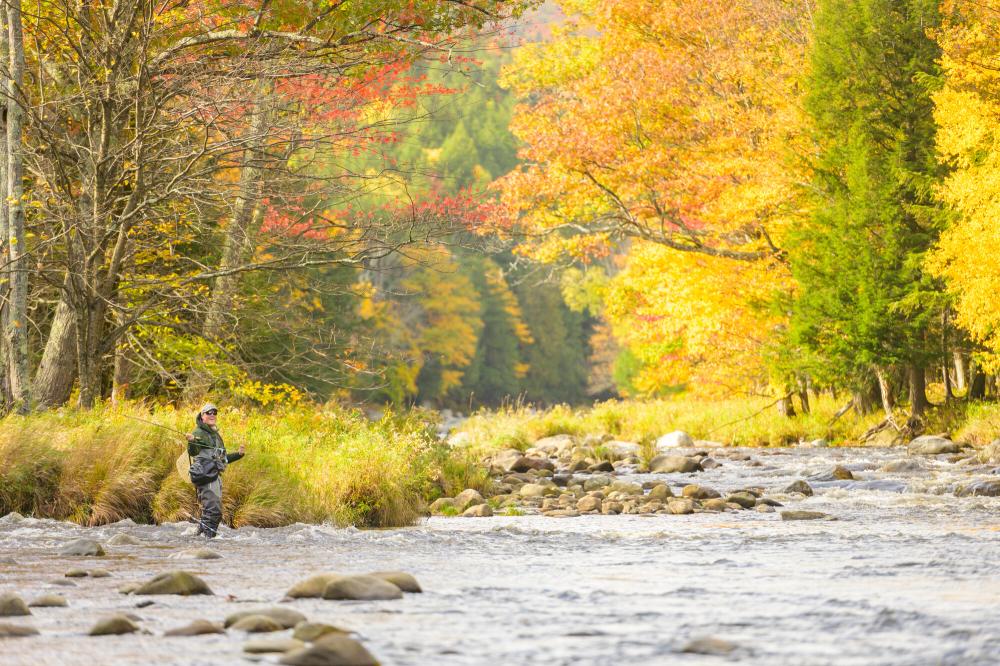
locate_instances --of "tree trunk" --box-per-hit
[4,1,27,412]
[968,362,986,400]
[111,341,131,405]
[777,393,796,417]
[874,366,895,418]
[953,351,966,391]
[907,364,929,417]
[0,8,8,411]
[796,376,810,415]
[32,293,78,407]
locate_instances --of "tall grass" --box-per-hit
[0,403,442,528]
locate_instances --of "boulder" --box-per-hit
[756,504,776,513]
[682,485,720,500]
[117,583,140,594]
[725,492,757,509]
[649,455,701,474]
[89,614,139,636]
[510,456,555,473]
[608,481,643,496]
[832,465,854,480]
[28,594,67,608]
[0,593,31,617]
[226,607,306,630]
[667,499,695,515]
[170,548,222,560]
[491,449,524,473]
[604,441,641,458]
[462,504,493,517]
[782,480,814,496]
[322,575,403,601]
[702,498,728,512]
[453,489,485,512]
[58,539,105,557]
[65,569,89,578]
[280,634,378,666]
[780,510,831,521]
[531,435,575,457]
[588,461,615,473]
[582,475,611,491]
[231,615,284,633]
[518,483,553,498]
[647,484,674,501]
[601,501,623,515]
[656,430,695,450]
[0,622,39,637]
[90,569,111,578]
[293,622,349,642]
[577,496,602,512]
[908,436,960,456]
[700,458,721,470]
[133,571,213,596]
[287,573,342,599]
[428,498,455,514]
[568,460,590,473]
[245,638,305,654]
[978,439,1000,463]
[107,534,142,546]
[368,571,422,593]
[956,480,1000,497]
[164,619,225,636]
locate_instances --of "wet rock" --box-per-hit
[51,579,76,588]
[368,571,422,593]
[0,593,31,616]
[978,439,1000,463]
[700,457,721,470]
[322,575,403,601]
[118,583,140,594]
[245,638,305,654]
[171,548,222,560]
[1,511,25,523]
[287,574,342,599]
[577,496,602,512]
[543,509,580,517]
[682,637,737,655]
[582,475,612,491]
[510,456,555,473]
[956,480,1000,497]
[462,504,493,517]
[428,498,455,514]
[28,594,67,608]
[781,510,831,521]
[135,600,155,609]
[702,498,728,512]
[0,622,38,637]
[293,622,348,642]
[65,568,89,578]
[783,480,814,496]
[667,499,695,515]
[226,607,307,629]
[90,569,111,578]
[58,539,105,557]
[601,500,623,515]
[649,454,701,474]
[106,534,142,546]
[656,430,694,450]
[280,634,378,666]
[89,614,139,636]
[133,571,213,596]
[726,492,757,509]
[589,461,615,473]
[647,484,674,501]
[164,619,225,636]
[757,498,783,507]
[0,556,16,565]
[756,503,776,513]
[230,615,284,633]
[832,465,854,480]
[682,484,720,500]
[908,436,960,456]
[453,489,486,512]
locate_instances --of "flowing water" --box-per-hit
[2,446,1000,665]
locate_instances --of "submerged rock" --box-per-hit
[0,593,31,616]
[89,614,139,636]
[28,594,67,608]
[225,607,306,630]
[230,615,284,633]
[322,575,403,601]
[682,637,737,655]
[106,534,142,546]
[369,571,421,593]
[956,480,1000,497]
[908,436,960,456]
[280,634,378,666]
[781,510,831,521]
[90,569,111,578]
[0,622,38,637]
[58,539,105,557]
[293,622,349,642]
[171,548,222,560]
[245,638,304,654]
[133,571,213,596]
[286,573,342,599]
[164,619,224,636]
[783,480,814,496]
[65,569,89,578]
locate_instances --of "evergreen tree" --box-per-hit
[516,281,588,405]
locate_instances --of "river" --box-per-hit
[2,445,999,665]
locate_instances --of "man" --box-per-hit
[185,403,245,538]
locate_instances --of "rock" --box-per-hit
[286,573,342,599]
[604,440,641,458]
[65,569,89,578]
[601,500,623,515]
[164,619,225,636]
[107,534,142,546]
[588,461,615,473]
[226,607,307,630]
[780,510,831,521]
[510,456,555,473]
[230,615,284,633]
[577,496,602,512]
[293,622,349,642]
[531,435,576,457]
[666,499,695,515]
[649,454,701,474]
[117,583,140,595]
[135,600,155,609]
[245,638,305,654]
[462,504,493,517]
[700,457,721,470]
[682,637,737,655]
[368,571,422,593]
[726,492,757,509]
[280,634,378,666]
[171,548,222,560]
[428,498,455,514]
[491,449,524,473]
[756,504,776,513]
[0,593,31,616]
[956,480,1000,497]
[0,622,38,637]
[322,575,403,601]
[568,460,590,473]
[89,614,139,636]
[702,498,728,511]
[647,484,674,501]
[51,579,77,587]
[978,439,1000,463]
[519,483,554,498]
[58,539,105,557]
[28,594,67,608]
[1,511,24,523]
[453,489,485,512]
[582,475,612,491]
[908,435,960,456]
[783,480,814,496]
[832,465,854,480]
[543,509,580,517]
[90,569,111,578]
[656,430,694,450]
[682,484,720,500]
[608,481,643,496]
[133,571,213,596]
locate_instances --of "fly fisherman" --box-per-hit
[185,403,245,538]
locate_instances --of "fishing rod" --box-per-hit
[120,413,189,437]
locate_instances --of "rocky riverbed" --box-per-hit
[2,438,999,664]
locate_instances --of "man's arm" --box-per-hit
[227,444,247,463]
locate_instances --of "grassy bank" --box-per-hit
[0,404,445,528]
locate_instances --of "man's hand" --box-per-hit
[238,444,246,455]
[185,434,195,443]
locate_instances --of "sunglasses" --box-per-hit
[203,410,218,416]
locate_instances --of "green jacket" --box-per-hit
[188,419,244,472]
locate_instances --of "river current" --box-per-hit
[2,446,999,665]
